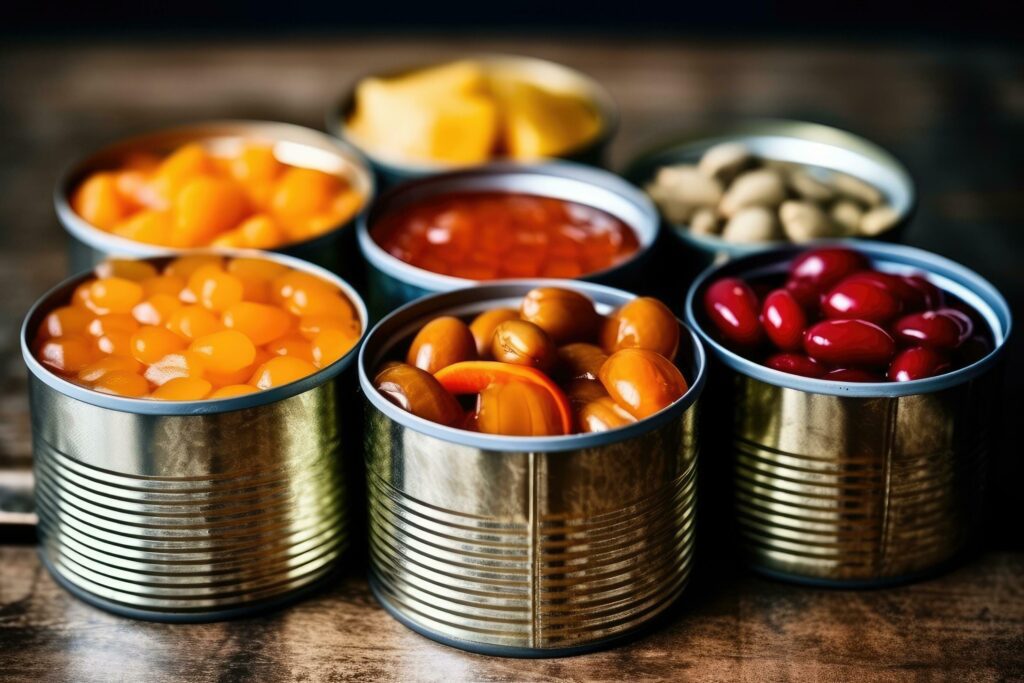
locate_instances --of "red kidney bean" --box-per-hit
[804,319,895,367]
[825,368,884,382]
[892,310,963,350]
[843,271,924,309]
[903,274,944,310]
[888,346,951,382]
[956,335,992,366]
[822,276,903,323]
[934,307,974,345]
[784,278,822,313]
[704,278,763,347]
[766,352,824,378]
[788,247,869,290]
[761,289,807,351]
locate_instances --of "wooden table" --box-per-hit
[1,37,1022,681]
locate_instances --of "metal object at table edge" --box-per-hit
[54,119,375,276]
[325,53,620,187]
[20,249,369,621]
[622,119,918,263]
[358,280,705,656]
[357,161,660,317]
[684,239,1011,586]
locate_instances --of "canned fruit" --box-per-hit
[70,141,363,249]
[374,363,463,427]
[646,146,901,243]
[33,256,361,400]
[345,59,602,165]
[701,246,993,383]
[703,278,763,347]
[600,297,680,359]
[372,192,639,282]
[377,286,688,436]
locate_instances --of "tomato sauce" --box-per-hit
[372,192,640,280]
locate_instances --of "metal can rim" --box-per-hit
[324,52,620,177]
[684,238,1012,398]
[356,160,660,293]
[358,278,707,453]
[621,118,918,255]
[54,119,376,257]
[21,248,369,415]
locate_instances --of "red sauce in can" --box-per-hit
[372,192,640,280]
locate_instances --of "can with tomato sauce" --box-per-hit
[358,280,705,656]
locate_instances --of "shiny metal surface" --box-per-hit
[358,162,660,318]
[623,119,917,267]
[21,251,368,620]
[55,120,374,276]
[685,241,1011,585]
[359,282,704,654]
[326,54,619,187]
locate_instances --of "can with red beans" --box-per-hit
[685,240,1011,586]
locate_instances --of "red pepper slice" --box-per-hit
[434,361,573,436]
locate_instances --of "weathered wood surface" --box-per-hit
[0,37,1022,681]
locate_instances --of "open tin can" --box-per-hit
[21,251,368,621]
[358,281,705,656]
[358,162,660,318]
[623,119,916,277]
[55,120,374,277]
[685,241,1011,586]
[326,54,619,187]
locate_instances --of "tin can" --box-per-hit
[326,54,619,187]
[21,252,369,621]
[55,120,374,277]
[684,241,1011,586]
[623,119,917,277]
[358,162,660,318]
[358,281,705,656]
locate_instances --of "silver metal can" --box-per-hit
[21,251,368,621]
[326,54,619,187]
[358,281,705,656]
[357,162,660,318]
[684,240,1011,586]
[623,119,917,272]
[55,120,374,277]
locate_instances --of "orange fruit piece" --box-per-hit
[93,370,149,398]
[151,143,213,204]
[87,313,139,337]
[166,305,223,340]
[130,326,185,364]
[77,355,143,383]
[189,330,256,373]
[111,210,173,245]
[72,173,130,230]
[209,384,259,399]
[187,266,244,312]
[237,214,286,249]
[311,329,358,368]
[222,302,292,345]
[265,334,314,363]
[94,259,158,282]
[230,145,281,185]
[172,177,249,247]
[89,278,144,315]
[151,376,212,401]
[143,351,207,386]
[40,306,93,339]
[38,336,97,374]
[227,257,289,303]
[297,314,358,341]
[140,274,186,298]
[165,254,223,280]
[132,294,183,326]
[96,331,134,356]
[271,167,337,217]
[248,355,319,390]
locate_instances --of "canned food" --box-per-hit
[623,120,916,271]
[56,120,374,277]
[359,281,705,656]
[358,162,660,317]
[685,240,1010,586]
[326,54,619,187]
[21,251,368,621]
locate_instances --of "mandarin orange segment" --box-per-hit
[40,306,93,339]
[112,210,173,245]
[143,351,207,386]
[93,370,150,398]
[140,274,186,298]
[297,314,357,341]
[271,167,337,217]
[205,349,272,387]
[222,302,292,345]
[94,259,158,282]
[231,144,281,184]
[96,331,134,357]
[265,335,314,363]
[151,376,213,401]
[311,329,358,368]
[189,330,256,373]
[72,173,130,230]
[151,143,213,203]
[166,305,224,340]
[132,294,183,326]
[171,177,249,247]
[187,266,244,312]
[209,384,259,399]
[237,214,286,248]
[165,254,224,280]
[130,326,185,365]
[248,356,319,390]
[89,278,144,314]
[38,336,97,374]
[87,313,139,337]
[78,355,143,383]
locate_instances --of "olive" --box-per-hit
[406,316,477,374]
[598,348,688,419]
[556,343,608,381]
[600,297,680,359]
[469,307,520,357]
[578,396,637,433]
[374,363,463,426]
[520,287,599,344]
[476,380,564,437]
[491,320,556,372]
[563,378,609,408]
